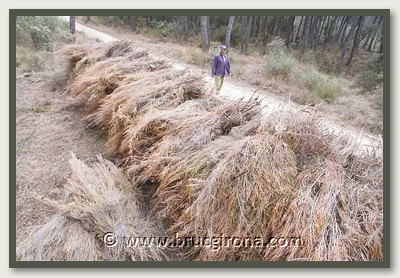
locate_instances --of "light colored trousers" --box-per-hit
[214,76,224,94]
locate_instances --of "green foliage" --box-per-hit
[314,80,342,103]
[266,37,287,56]
[299,67,342,102]
[211,25,226,44]
[182,48,212,68]
[355,70,382,92]
[16,16,72,72]
[266,55,298,78]
[266,38,298,78]
[366,54,384,74]
[377,95,383,110]
[300,67,326,91]
[148,20,176,37]
[16,16,72,51]
[265,38,343,103]
[16,46,49,71]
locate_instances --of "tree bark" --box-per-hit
[340,16,359,65]
[200,16,210,53]
[285,16,295,47]
[309,16,318,49]
[379,18,384,53]
[241,16,254,52]
[128,16,136,32]
[69,16,75,34]
[225,16,235,48]
[369,16,383,52]
[179,16,189,40]
[254,16,261,39]
[295,16,304,43]
[337,16,350,47]
[301,16,311,54]
[346,16,364,66]
[363,16,377,48]
[317,16,327,47]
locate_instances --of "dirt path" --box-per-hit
[61,17,382,156]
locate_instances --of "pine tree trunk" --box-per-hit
[295,16,304,43]
[379,19,384,53]
[241,16,253,52]
[301,16,311,54]
[69,16,75,34]
[200,16,210,53]
[340,16,359,65]
[369,16,383,52]
[225,16,235,48]
[128,16,137,32]
[285,16,295,47]
[317,16,326,46]
[346,16,364,66]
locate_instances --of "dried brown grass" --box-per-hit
[17,154,170,261]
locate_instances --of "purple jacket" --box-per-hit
[211,54,231,77]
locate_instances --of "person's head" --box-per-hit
[219,44,227,55]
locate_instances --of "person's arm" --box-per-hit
[226,58,231,76]
[211,55,218,77]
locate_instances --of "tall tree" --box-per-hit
[225,16,235,48]
[363,16,378,48]
[69,16,75,34]
[346,16,364,66]
[200,16,210,53]
[285,16,295,47]
[368,16,383,52]
[241,16,255,51]
[128,16,136,32]
[295,16,304,43]
[317,16,326,47]
[340,16,359,65]
[379,19,384,53]
[301,16,311,54]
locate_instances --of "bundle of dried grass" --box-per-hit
[17,154,170,261]
[65,57,169,114]
[17,214,102,261]
[169,134,298,261]
[87,69,207,156]
[61,40,145,76]
[257,111,382,261]
[121,100,209,165]
[265,155,382,261]
[127,98,262,224]
[139,136,237,225]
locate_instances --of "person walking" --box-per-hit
[211,44,231,94]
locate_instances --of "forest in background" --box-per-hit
[82,16,383,71]
[76,16,384,98]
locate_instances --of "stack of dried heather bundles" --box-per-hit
[17,40,383,262]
